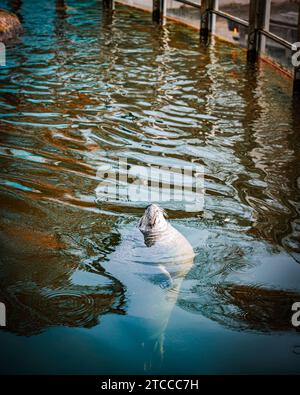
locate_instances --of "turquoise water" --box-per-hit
[0,0,300,374]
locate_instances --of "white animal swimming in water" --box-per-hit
[102,204,195,369]
[137,204,195,287]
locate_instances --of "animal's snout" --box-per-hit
[138,204,168,234]
[145,204,160,218]
[146,203,160,210]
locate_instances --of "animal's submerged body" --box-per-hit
[102,204,195,368]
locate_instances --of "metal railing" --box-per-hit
[211,9,249,29]
[210,5,294,51]
[261,29,294,50]
[151,0,298,51]
[174,0,201,9]
[162,0,299,94]
[110,0,300,94]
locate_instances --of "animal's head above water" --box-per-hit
[138,204,168,235]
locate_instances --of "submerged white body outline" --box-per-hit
[102,204,195,369]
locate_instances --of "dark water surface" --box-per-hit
[0,0,300,374]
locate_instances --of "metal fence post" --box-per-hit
[0,302,6,327]
[153,0,166,23]
[211,0,218,35]
[103,0,115,11]
[247,0,271,60]
[259,0,271,53]
[293,2,300,95]
[200,0,217,42]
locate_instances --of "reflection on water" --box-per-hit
[0,215,125,335]
[0,0,300,374]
